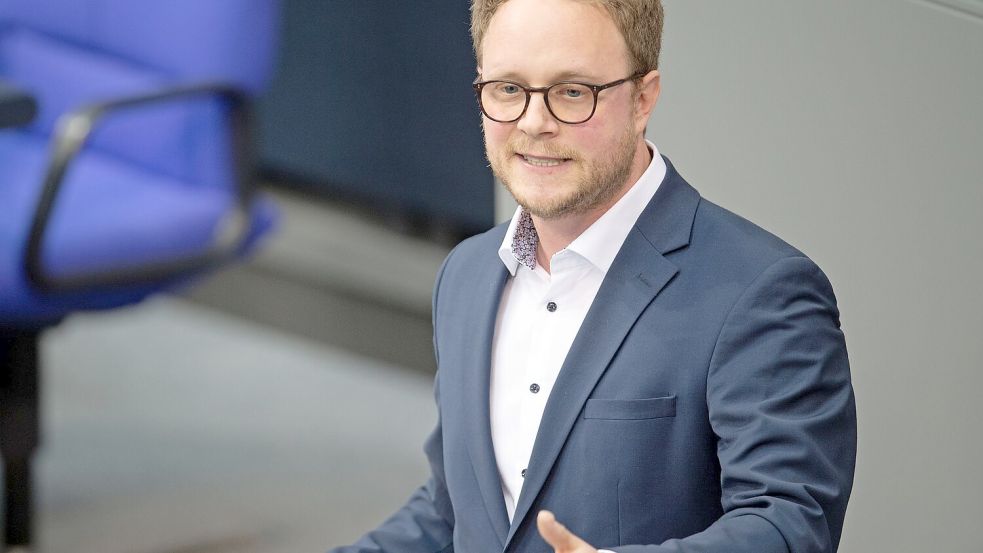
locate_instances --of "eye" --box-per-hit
[497,83,522,95]
[550,84,591,101]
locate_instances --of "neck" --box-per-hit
[533,140,652,272]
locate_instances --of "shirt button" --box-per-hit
[521,469,527,478]
[529,383,540,394]
[546,301,557,312]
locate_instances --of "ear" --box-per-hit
[633,69,661,135]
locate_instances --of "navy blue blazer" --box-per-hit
[332,158,857,553]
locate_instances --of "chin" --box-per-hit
[515,192,584,219]
[505,181,568,213]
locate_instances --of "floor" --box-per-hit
[35,298,434,553]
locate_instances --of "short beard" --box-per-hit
[486,122,639,220]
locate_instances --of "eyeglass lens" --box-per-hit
[480,82,596,123]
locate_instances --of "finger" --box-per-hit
[537,510,586,551]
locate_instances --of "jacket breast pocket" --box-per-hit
[583,395,677,420]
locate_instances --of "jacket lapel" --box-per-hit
[460,250,511,546]
[504,158,700,547]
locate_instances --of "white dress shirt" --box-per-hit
[490,142,667,525]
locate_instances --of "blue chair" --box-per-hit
[0,1,280,547]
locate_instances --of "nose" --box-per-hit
[516,91,559,137]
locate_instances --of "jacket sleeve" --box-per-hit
[328,254,457,553]
[615,255,857,553]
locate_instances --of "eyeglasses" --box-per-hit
[473,72,645,124]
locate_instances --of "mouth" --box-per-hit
[517,153,572,168]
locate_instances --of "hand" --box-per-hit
[537,510,598,553]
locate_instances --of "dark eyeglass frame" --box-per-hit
[472,72,647,124]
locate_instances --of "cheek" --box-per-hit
[483,120,512,150]
[566,119,618,155]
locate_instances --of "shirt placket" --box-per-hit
[517,260,572,479]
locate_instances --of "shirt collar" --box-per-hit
[498,141,667,276]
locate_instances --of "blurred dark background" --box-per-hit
[258,0,494,239]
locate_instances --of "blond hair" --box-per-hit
[470,0,664,73]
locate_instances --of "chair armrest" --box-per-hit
[0,79,38,128]
[24,82,261,292]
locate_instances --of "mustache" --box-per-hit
[504,139,578,160]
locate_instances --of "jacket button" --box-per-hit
[521,469,527,478]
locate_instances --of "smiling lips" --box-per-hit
[519,153,570,168]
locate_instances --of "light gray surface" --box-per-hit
[251,190,450,316]
[37,298,434,553]
[653,1,982,551]
[181,188,447,374]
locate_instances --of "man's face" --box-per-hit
[479,0,645,220]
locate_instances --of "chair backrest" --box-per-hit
[0,0,279,185]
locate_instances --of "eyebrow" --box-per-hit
[481,69,606,84]
[552,69,605,82]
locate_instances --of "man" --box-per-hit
[331,0,856,552]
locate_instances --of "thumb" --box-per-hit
[537,510,587,552]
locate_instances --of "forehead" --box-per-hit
[480,0,630,81]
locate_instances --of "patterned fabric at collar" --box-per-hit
[511,209,539,271]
